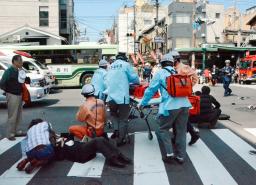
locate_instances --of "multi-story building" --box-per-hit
[118,0,167,54]
[167,0,224,49]
[0,0,76,45]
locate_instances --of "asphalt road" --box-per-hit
[0,84,255,185]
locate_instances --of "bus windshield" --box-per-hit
[35,61,48,69]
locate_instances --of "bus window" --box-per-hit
[23,61,37,71]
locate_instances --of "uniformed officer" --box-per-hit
[222,60,234,96]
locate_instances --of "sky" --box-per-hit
[74,0,256,41]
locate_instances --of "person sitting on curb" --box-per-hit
[190,86,221,129]
[69,84,106,141]
[16,119,56,174]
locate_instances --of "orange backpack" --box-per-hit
[22,84,31,104]
[188,96,200,116]
[162,68,192,97]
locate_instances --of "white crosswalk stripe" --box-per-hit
[212,129,256,171]
[186,135,238,185]
[0,137,25,155]
[0,129,255,185]
[0,157,41,185]
[134,132,169,185]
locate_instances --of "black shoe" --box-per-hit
[110,130,119,139]
[107,157,126,168]
[189,132,200,146]
[8,136,16,141]
[174,156,185,164]
[249,150,256,155]
[162,154,175,164]
[116,139,127,147]
[118,153,133,165]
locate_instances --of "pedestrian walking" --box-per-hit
[211,65,219,86]
[139,53,191,164]
[0,55,25,140]
[91,59,108,100]
[106,52,139,146]
[222,60,234,96]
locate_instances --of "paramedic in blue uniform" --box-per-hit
[222,60,234,96]
[106,52,140,146]
[139,53,191,164]
[91,59,108,100]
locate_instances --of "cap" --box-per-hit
[160,53,174,63]
[99,59,108,67]
[18,69,26,83]
[225,60,231,64]
[116,52,128,61]
[81,84,95,96]
[170,50,180,59]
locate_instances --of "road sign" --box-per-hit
[154,36,164,43]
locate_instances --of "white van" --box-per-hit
[0,61,48,103]
[0,50,56,89]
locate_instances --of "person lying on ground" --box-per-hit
[69,84,107,141]
[54,136,132,168]
[190,86,221,129]
[16,119,56,174]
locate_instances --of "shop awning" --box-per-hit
[176,48,218,52]
[212,45,256,51]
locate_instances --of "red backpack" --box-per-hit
[162,68,192,97]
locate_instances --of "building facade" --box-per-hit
[0,0,76,45]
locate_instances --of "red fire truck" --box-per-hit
[239,54,256,84]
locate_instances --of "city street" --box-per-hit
[0,84,256,185]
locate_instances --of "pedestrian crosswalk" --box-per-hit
[0,128,255,185]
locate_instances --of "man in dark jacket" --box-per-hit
[0,55,24,140]
[190,86,221,129]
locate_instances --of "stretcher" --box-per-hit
[128,97,161,141]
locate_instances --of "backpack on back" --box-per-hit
[163,68,193,97]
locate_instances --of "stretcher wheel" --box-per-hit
[148,132,153,140]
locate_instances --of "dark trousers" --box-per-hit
[223,78,232,96]
[108,101,130,143]
[190,109,222,127]
[58,137,120,163]
[173,121,197,142]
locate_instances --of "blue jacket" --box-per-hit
[106,59,139,104]
[91,68,107,99]
[141,66,191,116]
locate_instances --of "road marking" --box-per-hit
[0,137,25,155]
[213,129,256,171]
[186,135,238,185]
[244,128,256,138]
[134,132,170,185]
[67,154,105,178]
[0,157,40,185]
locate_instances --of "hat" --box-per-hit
[99,59,108,67]
[81,84,95,96]
[225,60,231,64]
[170,50,180,59]
[116,52,128,61]
[18,69,26,83]
[160,53,174,63]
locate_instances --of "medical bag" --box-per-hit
[164,68,193,97]
[130,84,160,99]
[188,96,200,116]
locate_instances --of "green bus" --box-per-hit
[3,44,118,87]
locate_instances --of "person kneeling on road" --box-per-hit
[54,136,132,168]
[17,119,55,174]
[69,84,106,141]
[190,86,221,129]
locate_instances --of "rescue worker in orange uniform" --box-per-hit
[69,84,106,140]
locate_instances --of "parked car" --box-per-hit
[0,49,56,89]
[0,61,49,103]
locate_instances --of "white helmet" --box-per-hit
[225,60,231,64]
[160,53,174,63]
[81,84,95,96]
[170,50,180,59]
[99,59,108,67]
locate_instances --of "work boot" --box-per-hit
[189,132,200,146]
[17,158,29,171]
[107,157,126,168]
[118,153,133,165]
